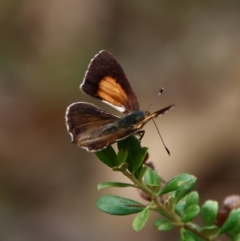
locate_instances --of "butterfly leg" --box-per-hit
[136,130,145,143]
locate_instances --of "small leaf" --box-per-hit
[186,191,199,207]
[175,179,197,203]
[164,196,175,211]
[97,182,134,190]
[117,135,142,173]
[220,208,240,234]
[200,226,220,239]
[180,229,198,241]
[228,220,240,240]
[132,147,148,173]
[117,148,128,164]
[159,174,197,195]
[154,218,175,231]
[181,204,200,223]
[138,165,148,181]
[175,199,186,217]
[132,208,150,232]
[201,200,218,226]
[95,146,117,167]
[96,195,144,215]
[144,167,160,193]
[117,135,135,150]
[175,192,199,217]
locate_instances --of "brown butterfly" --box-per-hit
[65,50,174,152]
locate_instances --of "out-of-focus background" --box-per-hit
[1,1,240,240]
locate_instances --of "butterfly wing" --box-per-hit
[65,102,120,145]
[79,125,137,152]
[79,105,175,152]
[80,50,139,114]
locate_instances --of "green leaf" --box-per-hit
[220,208,240,234]
[175,199,186,217]
[117,148,128,164]
[181,204,200,223]
[95,146,117,167]
[96,195,144,215]
[200,226,220,239]
[159,174,197,195]
[138,165,148,181]
[180,228,199,241]
[154,218,175,231]
[132,208,150,232]
[164,196,175,211]
[97,182,134,190]
[117,135,140,153]
[229,232,240,241]
[201,200,218,226]
[144,167,160,193]
[117,135,143,173]
[175,179,197,203]
[132,147,148,173]
[227,218,240,240]
[175,192,199,217]
[186,191,199,207]
[117,135,134,150]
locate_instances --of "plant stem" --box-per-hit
[183,223,212,241]
[119,165,212,241]
[120,166,178,221]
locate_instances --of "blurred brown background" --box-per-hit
[1,1,240,240]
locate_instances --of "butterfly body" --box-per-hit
[65,50,174,152]
[117,111,145,127]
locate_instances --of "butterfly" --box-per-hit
[65,50,174,152]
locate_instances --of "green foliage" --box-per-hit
[154,218,175,231]
[219,208,240,234]
[96,194,144,215]
[97,182,134,190]
[175,191,201,225]
[117,135,148,174]
[186,191,199,207]
[95,145,117,167]
[159,173,197,195]
[181,204,200,222]
[180,229,203,241]
[93,136,240,240]
[132,208,150,231]
[144,167,161,193]
[200,226,220,240]
[201,200,218,226]
[117,148,128,164]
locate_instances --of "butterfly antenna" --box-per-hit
[152,118,171,156]
[146,88,164,111]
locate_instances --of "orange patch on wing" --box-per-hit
[98,76,128,106]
